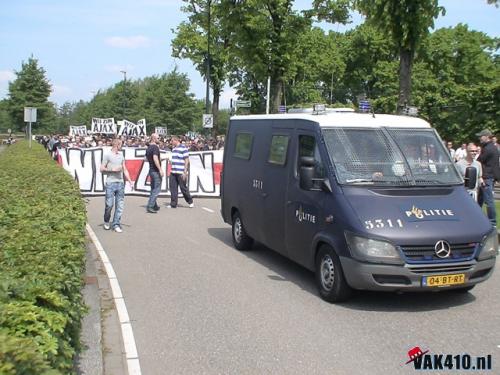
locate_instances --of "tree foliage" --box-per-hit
[172,0,231,134]
[355,0,445,113]
[7,56,56,133]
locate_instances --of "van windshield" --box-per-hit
[322,127,463,186]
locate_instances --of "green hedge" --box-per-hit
[0,141,87,374]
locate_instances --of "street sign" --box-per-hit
[7,128,11,134]
[235,100,251,108]
[24,107,37,123]
[203,114,213,128]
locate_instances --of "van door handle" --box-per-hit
[261,192,268,198]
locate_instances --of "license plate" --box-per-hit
[423,274,465,287]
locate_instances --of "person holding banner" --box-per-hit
[146,133,164,213]
[100,138,133,232]
[168,136,194,209]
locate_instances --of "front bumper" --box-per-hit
[340,256,497,291]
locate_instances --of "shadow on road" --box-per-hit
[208,227,477,312]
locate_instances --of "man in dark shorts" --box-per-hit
[146,133,164,213]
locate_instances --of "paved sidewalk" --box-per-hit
[78,235,128,375]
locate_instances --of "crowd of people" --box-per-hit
[39,133,225,153]
[446,130,500,227]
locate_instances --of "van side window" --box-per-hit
[268,135,289,165]
[299,135,325,179]
[234,133,253,160]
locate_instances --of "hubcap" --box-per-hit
[234,218,242,243]
[320,255,335,291]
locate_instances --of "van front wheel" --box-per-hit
[315,245,352,303]
[232,212,254,251]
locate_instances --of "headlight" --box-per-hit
[345,232,403,265]
[478,230,499,260]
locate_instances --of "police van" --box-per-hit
[220,108,498,302]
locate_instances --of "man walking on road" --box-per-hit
[146,133,164,213]
[476,129,500,227]
[168,136,194,208]
[100,138,133,232]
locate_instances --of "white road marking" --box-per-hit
[202,207,214,213]
[86,223,142,375]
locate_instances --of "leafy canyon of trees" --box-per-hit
[0,0,498,143]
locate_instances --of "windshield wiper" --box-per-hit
[345,178,374,184]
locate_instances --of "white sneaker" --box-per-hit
[104,223,110,230]
[189,203,194,208]
[114,227,123,233]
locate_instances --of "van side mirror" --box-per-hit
[464,167,477,190]
[299,156,315,190]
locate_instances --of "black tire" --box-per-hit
[232,211,254,250]
[315,245,352,303]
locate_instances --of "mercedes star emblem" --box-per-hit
[434,240,451,258]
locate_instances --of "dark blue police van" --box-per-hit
[220,109,498,302]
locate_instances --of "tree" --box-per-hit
[412,24,500,141]
[356,0,445,113]
[7,56,55,132]
[285,28,346,105]
[172,0,231,135]
[224,0,311,113]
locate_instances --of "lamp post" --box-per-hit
[205,0,211,115]
[120,70,127,119]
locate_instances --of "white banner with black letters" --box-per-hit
[57,147,223,197]
[90,118,116,134]
[69,125,87,136]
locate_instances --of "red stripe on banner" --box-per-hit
[125,159,143,182]
[214,162,223,185]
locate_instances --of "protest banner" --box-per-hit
[155,126,168,136]
[117,119,147,136]
[137,119,147,136]
[69,125,87,136]
[57,147,223,197]
[90,118,116,134]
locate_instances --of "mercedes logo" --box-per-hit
[434,240,451,258]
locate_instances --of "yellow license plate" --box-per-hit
[423,274,465,287]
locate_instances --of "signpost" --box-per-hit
[203,114,213,129]
[235,100,251,108]
[24,107,37,149]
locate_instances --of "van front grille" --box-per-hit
[408,264,473,275]
[400,243,477,262]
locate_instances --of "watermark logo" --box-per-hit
[405,346,492,371]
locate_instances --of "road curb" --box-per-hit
[86,223,142,375]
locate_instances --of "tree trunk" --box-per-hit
[272,78,282,114]
[211,86,220,137]
[397,48,413,114]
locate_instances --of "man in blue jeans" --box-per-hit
[477,129,500,227]
[100,138,133,233]
[145,133,164,213]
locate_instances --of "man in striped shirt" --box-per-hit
[168,136,194,208]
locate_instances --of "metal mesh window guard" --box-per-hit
[322,127,462,186]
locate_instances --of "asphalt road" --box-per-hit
[86,196,500,375]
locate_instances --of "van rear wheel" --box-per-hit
[315,245,352,303]
[232,211,254,250]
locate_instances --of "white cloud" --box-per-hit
[105,35,151,48]
[0,70,15,82]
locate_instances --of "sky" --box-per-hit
[0,0,499,110]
